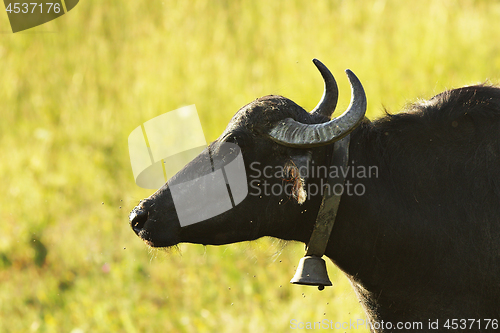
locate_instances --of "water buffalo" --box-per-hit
[130,60,500,332]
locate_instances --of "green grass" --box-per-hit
[1,0,500,332]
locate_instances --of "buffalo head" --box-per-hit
[129,59,366,249]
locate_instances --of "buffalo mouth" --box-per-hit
[129,206,180,248]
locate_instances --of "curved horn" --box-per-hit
[268,69,367,148]
[310,59,339,118]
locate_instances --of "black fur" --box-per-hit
[333,85,500,329]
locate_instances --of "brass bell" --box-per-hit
[290,255,332,291]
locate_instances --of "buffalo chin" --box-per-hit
[138,229,180,248]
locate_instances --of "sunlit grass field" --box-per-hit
[1,1,500,332]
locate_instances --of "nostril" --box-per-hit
[129,209,148,233]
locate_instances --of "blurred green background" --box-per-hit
[1,0,500,332]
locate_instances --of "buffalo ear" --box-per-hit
[284,152,313,204]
